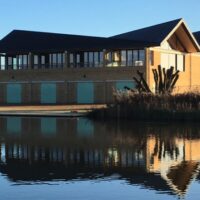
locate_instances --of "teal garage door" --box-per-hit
[7,117,21,135]
[116,81,136,91]
[77,82,94,104]
[6,83,22,104]
[41,118,57,137]
[41,83,56,104]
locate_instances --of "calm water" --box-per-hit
[0,117,200,200]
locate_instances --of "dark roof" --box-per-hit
[111,18,182,44]
[193,31,200,44]
[0,30,155,54]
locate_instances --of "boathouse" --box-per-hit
[0,18,199,104]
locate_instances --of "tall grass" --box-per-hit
[89,91,200,121]
[114,91,200,111]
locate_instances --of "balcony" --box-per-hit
[0,60,145,71]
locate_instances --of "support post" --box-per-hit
[103,49,107,67]
[28,52,33,69]
[5,56,8,70]
[64,51,68,68]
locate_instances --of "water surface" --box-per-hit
[0,117,200,200]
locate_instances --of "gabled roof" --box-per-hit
[111,18,200,52]
[0,19,199,54]
[111,18,182,44]
[0,30,154,54]
[193,31,200,44]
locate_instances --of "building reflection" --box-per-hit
[0,117,200,197]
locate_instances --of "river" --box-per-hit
[0,116,200,200]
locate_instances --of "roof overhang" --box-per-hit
[161,19,200,53]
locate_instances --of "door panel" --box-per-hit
[41,83,56,104]
[77,82,94,104]
[6,83,22,103]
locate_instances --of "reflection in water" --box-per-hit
[0,117,200,198]
[77,118,94,137]
[41,118,57,136]
[6,117,21,135]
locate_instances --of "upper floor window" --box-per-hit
[177,54,185,71]
[0,56,5,70]
[49,53,64,68]
[119,49,145,67]
[161,53,185,71]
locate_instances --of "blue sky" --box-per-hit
[0,0,200,39]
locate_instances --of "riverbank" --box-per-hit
[0,104,107,117]
[88,92,200,121]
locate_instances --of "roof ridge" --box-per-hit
[8,29,108,40]
[111,18,182,38]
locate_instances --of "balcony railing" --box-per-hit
[0,61,144,71]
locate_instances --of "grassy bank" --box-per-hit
[88,92,200,121]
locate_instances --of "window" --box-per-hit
[8,57,13,68]
[34,55,39,68]
[177,54,184,71]
[49,53,64,68]
[84,52,88,67]
[121,50,126,66]
[0,56,5,70]
[139,50,145,63]
[99,52,104,67]
[106,52,112,63]
[76,54,80,67]
[168,54,176,69]
[70,53,74,67]
[127,50,133,66]
[94,52,99,67]
[13,58,17,70]
[133,50,138,63]
[52,54,57,67]
[41,56,45,64]
[161,53,185,71]
[18,55,23,69]
[23,55,28,68]
[89,52,93,67]
[57,53,63,68]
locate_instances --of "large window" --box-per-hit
[23,55,28,68]
[106,51,121,67]
[99,52,104,67]
[127,50,133,66]
[76,54,80,67]
[89,52,94,67]
[13,58,17,70]
[84,52,88,67]
[161,53,185,71]
[6,55,29,70]
[8,57,13,69]
[121,50,126,66]
[41,55,45,68]
[83,52,103,67]
[177,54,185,71]
[69,53,74,67]
[0,55,5,70]
[120,49,145,67]
[34,55,39,69]
[94,52,99,67]
[49,53,64,68]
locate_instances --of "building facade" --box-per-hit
[0,18,200,105]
